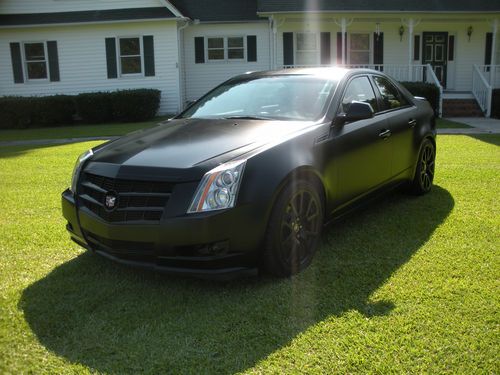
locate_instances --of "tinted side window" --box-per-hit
[340,76,378,113]
[373,77,409,111]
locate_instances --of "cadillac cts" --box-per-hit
[62,68,436,278]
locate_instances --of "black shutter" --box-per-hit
[47,41,60,81]
[336,32,344,64]
[143,35,155,76]
[105,37,117,78]
[247,35,257,62]
[320,32,331,65]
[414,35,420,61]
[373,32,384,65]
[195,37,205,63]
[448,35,455,61]
[283,32,294,66]
[9,42,24,83]
[485,32,493,65]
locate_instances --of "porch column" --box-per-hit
[408,19,414,81]
[341,18,347,65]
[491,19,498,86]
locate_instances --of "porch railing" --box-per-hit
[476,65,500,88]
[472,65,492,117]
[282,64,443,116]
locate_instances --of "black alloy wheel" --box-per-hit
[411,139,435,195]
[264,179,324,276]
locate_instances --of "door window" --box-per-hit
[340,76,378,114]
[373,77,409,111]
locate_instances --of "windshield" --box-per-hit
[180,75,337,121]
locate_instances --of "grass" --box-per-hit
[0,116,474,143]
[436,118,472,129]
[0,116,170,142]
[0,135,499,374]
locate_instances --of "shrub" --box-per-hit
[0,89,161,129]
[110,89,161,122]
[75,92,113,123]
[491,89,500,119]
[400,82,441,116]
[0,95,75,129]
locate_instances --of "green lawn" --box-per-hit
[0,116,169,142]
[436,118,473,129]
[0,117,472,142]
[0,135,498,374]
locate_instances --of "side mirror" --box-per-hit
[336,101,374,125]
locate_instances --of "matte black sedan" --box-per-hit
[62,68,436,278]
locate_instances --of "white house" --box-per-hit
[1,0,499,116]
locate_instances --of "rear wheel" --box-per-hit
[411,139,435,195]
[263,178,324,277]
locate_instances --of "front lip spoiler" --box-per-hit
[93,249,258,281]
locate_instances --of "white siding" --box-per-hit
[182,23,271,102]
[0,0,163,14]
[0,21,181,114]
[275,16,495,92]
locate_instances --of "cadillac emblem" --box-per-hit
[104,191,118,211]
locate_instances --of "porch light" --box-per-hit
[375,23,381,40]
[467,26,473,42]
[399,25,405,41]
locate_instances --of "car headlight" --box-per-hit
[188,159,246,213]
[70,149,93,193]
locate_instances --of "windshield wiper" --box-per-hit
[223,115,274,120]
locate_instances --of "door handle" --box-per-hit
[379,129,392,139]
[408,119,417,128]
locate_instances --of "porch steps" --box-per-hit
[442,99,484,117]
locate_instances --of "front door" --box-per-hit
[422,32,448,87]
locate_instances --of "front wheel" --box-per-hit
[263,178,324,277]
[410,139,436,195]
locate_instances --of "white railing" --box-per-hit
[476,65,500,88]
[423,64,444,118]
[472,64,492,117]
[283,64,443,116]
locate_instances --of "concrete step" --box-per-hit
[442,99,484,117]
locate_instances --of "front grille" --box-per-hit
[83,230,155,256]
[78,172,173,223]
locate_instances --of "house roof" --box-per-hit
[256,0,500,13]
[0,7,177,27]
[169,0,260,22]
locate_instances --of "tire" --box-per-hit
[410,139,436,195]
[263,178,324,277]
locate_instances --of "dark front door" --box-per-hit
[422,32,448,87]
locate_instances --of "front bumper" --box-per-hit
[62,189,265,279]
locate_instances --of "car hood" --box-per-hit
[90,118,314,170]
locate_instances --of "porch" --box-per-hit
[265,12,500,117]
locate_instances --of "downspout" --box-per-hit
[269,16,274,70]
[177,20,190,112]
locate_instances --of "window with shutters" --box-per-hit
[119,37,143,75]
[349,33,372,65]
[23,42,48,80]
[206,36,245,62]
[296,32,318,65]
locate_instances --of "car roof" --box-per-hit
[238,67,384,81]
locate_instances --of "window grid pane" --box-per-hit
[24,42,48,79]
[120,38,140,56]
[349,34,370,65]
[119,37,142,74]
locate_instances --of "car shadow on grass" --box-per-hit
[19,186,454,374]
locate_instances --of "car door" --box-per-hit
[372,75,418,177]
[329,75,393,205]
